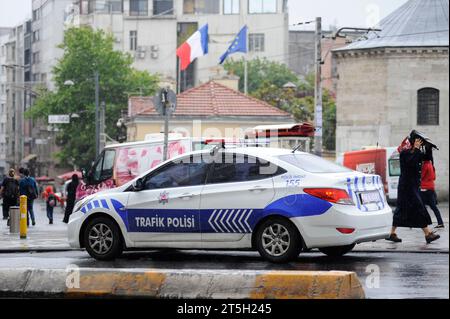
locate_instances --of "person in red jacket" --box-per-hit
[420,146,444,229]
[42,186,62,224]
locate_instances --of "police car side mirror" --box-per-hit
[132,178,144,191]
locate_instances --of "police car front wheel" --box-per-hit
[255,217,302,263]
[84,216,123,261]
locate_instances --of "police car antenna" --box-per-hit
[210,144,224,156]
[292,144,302,153]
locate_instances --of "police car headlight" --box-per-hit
[73,197,90,213]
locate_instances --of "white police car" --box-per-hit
[68,147,392,263]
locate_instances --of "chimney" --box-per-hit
[209,66,240,91]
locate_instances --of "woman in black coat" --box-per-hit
[63,174,79,224]
[387,138,440,244]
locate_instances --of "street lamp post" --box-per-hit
[314,17,323,157]
[65,70,103,158]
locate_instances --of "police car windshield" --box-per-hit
[279,154,352,174]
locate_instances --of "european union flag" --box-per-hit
[219,25,248,65]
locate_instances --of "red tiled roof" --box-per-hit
[129,81,292,118]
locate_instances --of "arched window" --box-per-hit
[417,88,439,125]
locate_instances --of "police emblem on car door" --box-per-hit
[125,156,209,242]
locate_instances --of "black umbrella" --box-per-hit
[409,130,439,150]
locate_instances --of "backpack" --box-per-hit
[47,194,56,207]
[3,178,18,199]
[24,178,38,200]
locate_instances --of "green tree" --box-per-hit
[225,57,337,151]
[224,57,300,94]
[27,27,159,168]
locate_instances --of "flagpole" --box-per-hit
[244,26,249,95]
[244,59,248,95]
[177,58,181,94]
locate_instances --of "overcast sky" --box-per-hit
[0,0,408,29]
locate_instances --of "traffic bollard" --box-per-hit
[9,207,20,234]
[20,195,27,239]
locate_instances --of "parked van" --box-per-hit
[338,147,400,203]
[76,136,192,200]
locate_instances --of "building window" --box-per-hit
[282,0,287,12]
[130,31,138,51]
[183,0,220,14]
[153,0,174,15]
[89,0,123,13]
[130,0,148,16]
[108,0,123,12]
[33,52,40,64]
[248,0,277,13]
[32,9,41,21]
[417,88,439,126]
[33,30,40,42]
[249,33,265,52]
[224,0,239,14]
[24,49,31,65]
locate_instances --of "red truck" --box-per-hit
[337,147,400,203]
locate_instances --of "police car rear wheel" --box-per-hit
[319,244,355,257]
[84,217,123,261]
[256,217,302,263]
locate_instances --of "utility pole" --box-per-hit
[94,70,100,157]
[99,101,106,153]
[162,89,170,162]
[314,17,323,157]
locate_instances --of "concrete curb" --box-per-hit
[0,268,365,299]
[0,248,80,253]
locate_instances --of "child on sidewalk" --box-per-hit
[43,186,62,224]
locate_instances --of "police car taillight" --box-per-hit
[336,228,355,234]
[304,188,354,205]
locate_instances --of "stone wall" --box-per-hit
[334,47,449,200]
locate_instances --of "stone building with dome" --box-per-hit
[333,0,449,199]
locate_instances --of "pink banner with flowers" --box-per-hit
[76,140,190,200]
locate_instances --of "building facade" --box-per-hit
[30,0,74,176]
[333,0,449,199]
[0,28,11,176]
[71,0,289,91]
[288,30,363,95]
[2,0,290,178]
[1,23,29,172]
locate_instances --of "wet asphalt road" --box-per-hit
[0,250,448,299]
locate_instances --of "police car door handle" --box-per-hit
[180,193,194,200]
[249,186,267,192]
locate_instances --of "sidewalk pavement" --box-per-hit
[0,200,71,252]
[354,203,448,253]
[0,200,448,253]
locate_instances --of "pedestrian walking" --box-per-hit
[420,146,444,229]
[63,174,79,223]
[43,186,61,224]
[19,168,39,226]
[0,169,19,221]
[387,131,440,244]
